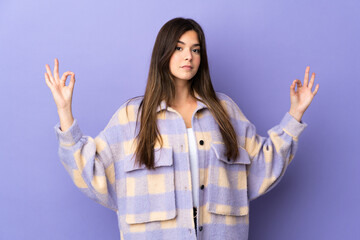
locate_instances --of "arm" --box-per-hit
[54,118,117,211]
[45,58,117,211]
[244,112,307,201]
[246,65,319,201]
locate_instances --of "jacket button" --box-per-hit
[227,157,231,162]
[199,140,204,145]
[199,226,203,231]
[200,185,204,190]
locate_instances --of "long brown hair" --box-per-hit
[127,17,239,169]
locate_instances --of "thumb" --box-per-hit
[60,71,73,86]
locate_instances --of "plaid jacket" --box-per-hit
[54,92,307,240]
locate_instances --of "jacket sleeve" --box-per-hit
[54,118,117,212]
[243,112,307,201]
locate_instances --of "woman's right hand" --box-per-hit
[45,58,75,111]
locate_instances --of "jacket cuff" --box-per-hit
[54,119,83,147]
[278,112,308,139]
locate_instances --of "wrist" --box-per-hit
[288,109,303,123]
[57,106,72,114]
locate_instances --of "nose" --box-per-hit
[184,48,192,61]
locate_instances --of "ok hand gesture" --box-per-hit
[44,58,75,111]
[289,66,320,122]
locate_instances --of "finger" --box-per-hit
[304,66,310,87]
[54,58,60,81]
[290,80,297,95]
[44,73,53,88]
[312,83,319,96]
[296,79,302,90]
[68,72,76,89]
[45,64,55,83]
[308,72,315,89]
[60,71,73,86]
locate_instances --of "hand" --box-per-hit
[289,66,319,122]
[44,58,76,110]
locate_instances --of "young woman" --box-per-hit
[45,17,319,240]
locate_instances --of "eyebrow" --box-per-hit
[177,40,200,47]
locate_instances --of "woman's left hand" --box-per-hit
[289,66,319,122]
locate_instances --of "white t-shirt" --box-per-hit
[186,127,199,208]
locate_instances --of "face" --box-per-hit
[169,30,201,84]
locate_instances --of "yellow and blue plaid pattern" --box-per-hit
[54,92,307,240]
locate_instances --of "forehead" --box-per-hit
[178,30,200,45]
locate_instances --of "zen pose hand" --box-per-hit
[289,66,320,122]
[44,58,76,111]
[44,58,76,131]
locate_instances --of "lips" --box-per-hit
[181,65,193,69]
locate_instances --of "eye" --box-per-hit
[175,46,182,51]
[193,49,200,53]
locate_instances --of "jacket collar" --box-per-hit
[156,91,208,113]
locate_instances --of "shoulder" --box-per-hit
[104,96,144,130]
[215,92,249,123]
[215,92,234,103]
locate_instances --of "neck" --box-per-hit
[170,79,195,108]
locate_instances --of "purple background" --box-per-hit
[1,0,359,239]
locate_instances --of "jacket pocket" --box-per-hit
[206,142,251,216]
[123,146,177,224]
